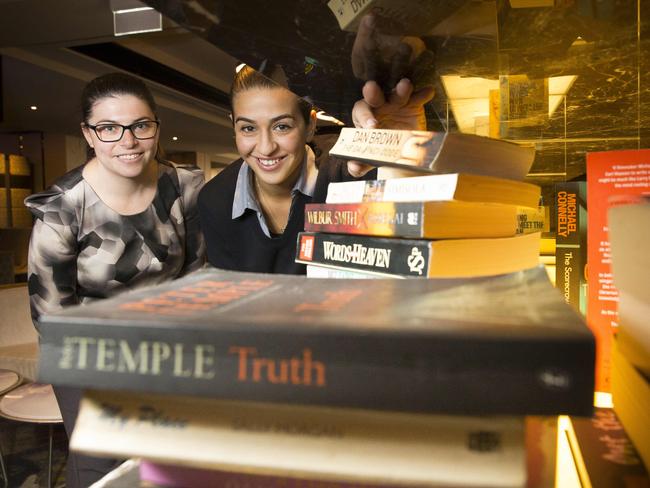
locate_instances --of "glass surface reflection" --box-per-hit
[145,0,648,189]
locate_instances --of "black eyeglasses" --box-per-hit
[85,120,160,142]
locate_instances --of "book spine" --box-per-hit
[72,390,527,488]
[304,202,542,238]
[328,128,446,173]
[516,206,546,234]
[38,319,595,416]
[325,173,459,204]
[326,0,374,32]
[554,182,587,316]
[304,201,428,238]
[297,232,433,277]
[568,406,650,488]
[611,343,650,471]
[141,461,402,488]
[306,264,387,279]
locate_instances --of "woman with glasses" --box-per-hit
[24,72,205,488]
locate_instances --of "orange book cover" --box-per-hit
[586,149,650,392]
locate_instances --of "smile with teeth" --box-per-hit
[117,153,142,161]
[257,156,284,167]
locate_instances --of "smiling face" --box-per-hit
[232,86,315,191]
[81,94,159,180]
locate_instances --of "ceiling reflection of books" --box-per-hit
[145,0,649,185]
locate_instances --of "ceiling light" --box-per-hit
[172,136,179,141]
[235,63,246,73]
[110,0,162,36]
[29,106,38,111]
[441,74,577,136]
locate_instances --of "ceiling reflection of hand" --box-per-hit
[351,13,427,91]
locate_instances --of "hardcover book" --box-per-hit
[586,149,650,391]
[296,231,541,278]
[325,173,541,207]
[328,128,535,181]
[72,390,527,487]
[37,266,595,416]
[304,201,545,239]
[554,181,587,316]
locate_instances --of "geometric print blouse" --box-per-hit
[25,160,205,323]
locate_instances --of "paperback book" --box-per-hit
[72,390,527,488]
[608,196,650,376]
[586,149,650,391]
[38,266,595,415]
[304,201,545,239]
[567,406,650,487]
[329,128,535,180]
[554,181,587,316]
[326,0,467,35]
[611,341,650,471]
[325,173,541,208]
[306,264,384,279]
[139,461,404,488]
[296,231,541,278]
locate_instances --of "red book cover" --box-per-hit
[586,149,650,392]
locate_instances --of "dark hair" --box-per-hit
[82,72,158,124]
[81,72,160,160]
[230,65,312,125]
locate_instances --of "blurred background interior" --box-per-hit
[0,0,648,284]
[0,1,648,486]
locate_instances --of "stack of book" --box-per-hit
[554,181,587,315]
[296,128,545,279]
[35,266,596,487]
[608,196,650,471]
[538,234,556,284]
[564,407,650,487]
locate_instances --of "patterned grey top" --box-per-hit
[25,161,205,322]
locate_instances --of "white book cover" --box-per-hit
[72,390,526,488]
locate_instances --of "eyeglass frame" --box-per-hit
[84,120,161,142]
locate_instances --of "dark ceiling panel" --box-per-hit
[69,43,230,109]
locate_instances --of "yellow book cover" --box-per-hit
[611,341,650,471]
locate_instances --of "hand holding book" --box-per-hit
[348,78,434,177]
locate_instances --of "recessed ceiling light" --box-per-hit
[235,63,246,73]
[172,136,179,141]
[29,105,38,111]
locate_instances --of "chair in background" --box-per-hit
[0,368,22,488]
[0,382,63,488]
[0,285,63,487]
[0,284,39,382]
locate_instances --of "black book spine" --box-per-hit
[569,408,650,487]
[555,182,587,315]
[296,232,432,277]
[38,320,594,416]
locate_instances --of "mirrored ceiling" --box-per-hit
[144,0,649,188]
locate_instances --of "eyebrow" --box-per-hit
[93,117,154,125]
[234,114,295,124]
